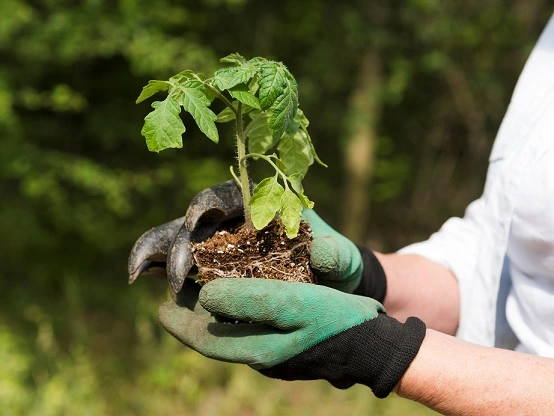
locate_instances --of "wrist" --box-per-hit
[354,245,387,302]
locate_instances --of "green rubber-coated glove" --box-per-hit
[302,209,387,300]
[302,209,363,292]
[159,278,426,398]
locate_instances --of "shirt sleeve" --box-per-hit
[398,197,485,282]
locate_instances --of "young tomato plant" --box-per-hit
[136,53,326,238]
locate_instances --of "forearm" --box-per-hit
[396,329,554,415]
[375,253,459,334]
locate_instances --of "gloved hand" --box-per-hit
[128,181,387,301]
[158,278,425,398]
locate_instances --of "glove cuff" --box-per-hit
[259,314,426,398]
[353,245,387,303]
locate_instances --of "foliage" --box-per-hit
[137,55,324,237]
[0,0,550,414]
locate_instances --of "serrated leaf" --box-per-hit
[277,130,313,176]
[258,62,286,110]
[288,173,314,209]
[174,82,218,143]
[249,176,284,230]
[212,64,257,91]
[216,107,236,123]
[246,112,275,154]
[136,80,169,104]
[169,70,196,84]
[280,189,303,238]
[285,108,303,136]
[269,79,298,140]
[220,53,247,66]
[229,84,261,109]
[140,96,185,152]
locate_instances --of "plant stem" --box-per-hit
[204,82,238,116]
[235,102,253,229]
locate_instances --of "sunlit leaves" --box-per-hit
[277,130,313,176]
[249,176,284,230]
[136,54,323,237]
[136,80,169,104]
[228,84,261,109]
[288,173,314,209]
[246,111,274,154]
[219,53,247,66]
[141,97,185,152]
[174,81,218,143]
[280,189,303,238]
[258,62,298,141]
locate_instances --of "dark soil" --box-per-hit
[191,219,316,285]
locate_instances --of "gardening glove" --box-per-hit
[158,278,426,399]
[128,180,245,296]
[302,208,386,300]
[128,180,387,301]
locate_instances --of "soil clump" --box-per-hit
[191,219,315,285]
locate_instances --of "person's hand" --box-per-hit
[158,278,425,398]
[128,181,387,300]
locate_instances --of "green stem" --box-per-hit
[204,83,237,115]
[235,102,253,229]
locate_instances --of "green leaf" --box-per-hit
[298,108,310,129]
[169,70,196,84]
[258,63,298,140]
[229,84,261,109]
[216,107,236,123]
[140,96,185,152]
[258,62,286,110]
[277,130,313,176]
[136,80,169,104]
[245,111,275,154]
[220,53,247,66]
[285,108,303,136]
[212,64,257,91]
[269,79,298,141]
[175,81,219,143]
[302,127,328,168]
[273,156,288,175]
[280,189,303,238]
[288,173,314,209]
[249,176,284,230]
[216,102,256,123]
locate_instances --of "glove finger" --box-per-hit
[310,237,362,293]
[166,222,220,295]
[199,278,381,329]
[185,180,245,232]
[159,301,285,367]
[198,279,304,330]
[167,180,245,294]
[128,216,184,284]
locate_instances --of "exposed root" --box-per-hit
[192,219,315,284]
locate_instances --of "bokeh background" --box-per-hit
[1,1,552,415]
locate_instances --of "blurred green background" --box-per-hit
[1,1,551,414]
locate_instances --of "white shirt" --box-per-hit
[399,14,554,357]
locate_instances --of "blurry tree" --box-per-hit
[0,0,551,414]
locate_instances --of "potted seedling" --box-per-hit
[134,53,326,286]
